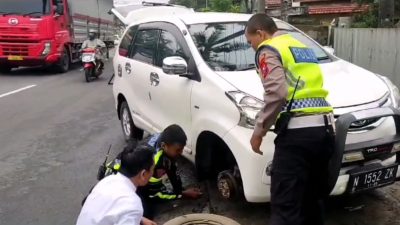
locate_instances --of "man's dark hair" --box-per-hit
[119,145,154,178]
[246,13,278,35]
[159,124,187,146]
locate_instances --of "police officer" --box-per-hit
[245,14,335,225]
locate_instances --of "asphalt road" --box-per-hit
[0,59,400,225]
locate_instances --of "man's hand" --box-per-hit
[250,134,263,155]
[141,217,157,225]
[182,188,203,199]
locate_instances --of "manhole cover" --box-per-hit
[164,214,241,225]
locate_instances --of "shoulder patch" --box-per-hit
[290,47,318,64]
[259,53,270,79]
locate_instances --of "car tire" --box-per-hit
[164,214,241,225]
[55,48,70,73]
[119,101,143,141]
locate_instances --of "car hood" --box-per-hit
[216,59,389,108]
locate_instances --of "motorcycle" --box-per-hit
[81,48,103,82]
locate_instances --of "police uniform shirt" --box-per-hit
[253,31,288,138]
[76,173,143,225]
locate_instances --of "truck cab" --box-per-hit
[0,0,114,73]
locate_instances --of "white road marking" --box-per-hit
[0,85,37,99]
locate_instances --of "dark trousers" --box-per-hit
[270,126,334,225]
[136,187,173,220]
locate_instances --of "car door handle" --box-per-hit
[150,72,160,86]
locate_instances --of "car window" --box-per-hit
[155,31,188,67]
[275,21,329,60]
[131,29,160,64]
[118,26,137,57]
[188,23,253,71]
[187,22,332,72]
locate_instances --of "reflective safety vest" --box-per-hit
[255,34,333,114]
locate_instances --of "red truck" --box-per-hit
[0,0,115,73]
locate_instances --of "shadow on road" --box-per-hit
[0,63,82,77]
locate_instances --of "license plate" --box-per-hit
[348,165,398,193]
[8,56,23,61]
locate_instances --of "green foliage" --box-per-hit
[351,1,378,28]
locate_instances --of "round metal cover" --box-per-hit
[163,214,241,225]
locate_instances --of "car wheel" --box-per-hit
[119,101,143,141]
[164,214,241,225]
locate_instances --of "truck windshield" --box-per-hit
[0,0,51,16]
[187,22,331,72]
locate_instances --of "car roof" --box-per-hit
[178,12,253,25]
[125,10,282,27]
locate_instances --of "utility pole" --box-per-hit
[258,0,265,13]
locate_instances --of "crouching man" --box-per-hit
[76,145,157,225]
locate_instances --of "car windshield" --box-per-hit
[187,21,330,72]
[0,0,51,16]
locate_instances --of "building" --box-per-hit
[265,0,369,45]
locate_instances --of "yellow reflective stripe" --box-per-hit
[154,150,163,165]
[113,163,121,170]
[149,192,177,200]
[149,150,164,183]
[150,177,162,183]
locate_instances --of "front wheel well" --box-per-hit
[195,131,238,180]
[117,94,126,120]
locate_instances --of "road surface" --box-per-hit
[0,60,399,225]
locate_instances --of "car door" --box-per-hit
[122,26,160,132]
[147,22,197,149]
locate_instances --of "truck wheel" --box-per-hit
[0,66,11,73]
[119,101,144,141]
[55,49,70,73]
[164,214,241,225]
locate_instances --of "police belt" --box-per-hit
[287,113,334,129]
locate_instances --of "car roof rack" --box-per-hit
[142,1,174,6]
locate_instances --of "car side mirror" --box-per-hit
[323,46,335,55]
[56,3,64,15]
[162,56,188,76]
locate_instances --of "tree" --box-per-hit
[352,0,400,28]
[352,0,378,28]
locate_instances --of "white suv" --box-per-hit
[113,9,400,202]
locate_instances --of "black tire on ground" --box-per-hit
[119,101,144,141]
[164,214,241,225]
[0,65,12,73]
[85,68,92,82]
[54,48,70,73]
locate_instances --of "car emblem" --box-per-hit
[8,18,19,26]
[118,64,122,77]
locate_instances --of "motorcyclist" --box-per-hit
[81,29,106,70]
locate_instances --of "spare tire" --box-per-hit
[163,214,241,225]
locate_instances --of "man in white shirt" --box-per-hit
[76,145,157,225]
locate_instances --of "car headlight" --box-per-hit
[226,91,264,128]
[379,75,400,108]
[41,42,51,56]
